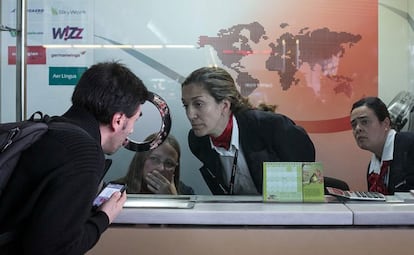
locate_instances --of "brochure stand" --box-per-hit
[263,162,325,202]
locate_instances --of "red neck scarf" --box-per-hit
[211,114,233,150]
[368,160,391,195]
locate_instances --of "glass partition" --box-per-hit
[1,0,413,195]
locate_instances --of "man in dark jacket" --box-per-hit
[0,61,149,254]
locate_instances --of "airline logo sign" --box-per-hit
[52,26,84,40]
[8,46,46,65]
[51,7,87,16]
[49,66,87,85]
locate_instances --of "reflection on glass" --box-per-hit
[124,91,172,152]
[128,101,161,143]
[113,133,194,195]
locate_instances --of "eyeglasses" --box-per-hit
[146,155,178,170]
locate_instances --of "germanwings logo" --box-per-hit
[52,26,83,40]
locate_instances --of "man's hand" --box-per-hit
[99,191,127,223]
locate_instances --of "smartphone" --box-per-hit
[92,182,127,208]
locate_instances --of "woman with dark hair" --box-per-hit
[116,133,194,195]
[181,66,315,195]
[350,96,414,194]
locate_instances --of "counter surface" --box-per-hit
[346,202,414,225]
[114,194,414,226]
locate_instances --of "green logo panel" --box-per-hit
[49,66,87,85]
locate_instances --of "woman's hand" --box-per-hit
[145,170,178,195]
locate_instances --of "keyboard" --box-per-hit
[326,187,386,201]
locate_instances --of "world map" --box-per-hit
[198,22,362,98]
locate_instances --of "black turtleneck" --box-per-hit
[0,106,109,255]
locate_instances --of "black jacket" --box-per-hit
[367,131,414,194]
[188,109,315,195]
[0,106,109,255]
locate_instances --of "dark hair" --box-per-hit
[72,61,149,124]
[257,102,277,112]
[182,67,252,113]
[121,133,181,194]
[351,96,390,122]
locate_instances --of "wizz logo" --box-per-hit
[52,26,83,40]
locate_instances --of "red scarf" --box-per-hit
[368,160,391,195]
[210,114,233,150]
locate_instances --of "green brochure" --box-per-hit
[263,162,325,202]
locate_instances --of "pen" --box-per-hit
[394,180,406,189]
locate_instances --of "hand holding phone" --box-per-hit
[93,182,127,208]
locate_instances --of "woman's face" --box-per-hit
[350,105,390,156]
[143,142,179,182]
[181,83,230,137]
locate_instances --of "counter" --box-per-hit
[116,195,353,225]
[87,194,414,255]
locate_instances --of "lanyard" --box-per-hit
[228,149,239,195]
